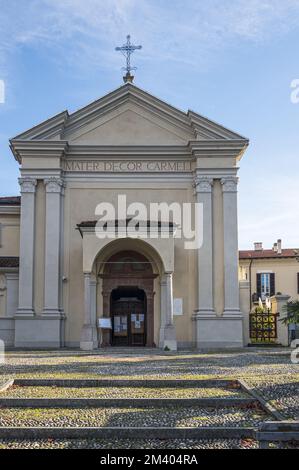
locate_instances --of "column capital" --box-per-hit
[163,272,174,282]
[193,176,213,193]
[0,273,6,292]
[221,176,239,193]
[44,177,65,194]
[18,177,37,193]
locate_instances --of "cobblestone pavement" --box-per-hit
[0,405,268,428]
[1,385,246,399]
[0,348,298,449]
[1,348,298,419]
[0,438,259,449]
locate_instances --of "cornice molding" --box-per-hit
[12,111,69,141]
[10,141,69,163]
[189,139,249,160]
[188,111,248,141]
[0,206,20,215]
[8,84,250,161]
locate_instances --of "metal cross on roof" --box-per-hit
[115,35,142,83]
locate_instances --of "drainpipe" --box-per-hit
[249,258,253,311]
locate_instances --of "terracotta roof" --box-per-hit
[239,249,299,259]
[0,196,21,205]
[0,257,19,268]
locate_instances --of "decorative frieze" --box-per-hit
[63,160,192,173]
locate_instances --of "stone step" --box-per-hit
[13,378,236,388]
[0,426,256,440]
[0,437,259,449]
[0,397,256,408]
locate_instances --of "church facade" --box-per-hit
[0,83,249,350]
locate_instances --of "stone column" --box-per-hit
[221,177,241,315]
[160,272,177,351]
[90,277,98,347]
[80,273,98,350]
[194,177,215,315]
[43,177,64,316]
[16,177,37,316]
[159,275,167,347]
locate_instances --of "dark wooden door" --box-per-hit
[111,298,146,346]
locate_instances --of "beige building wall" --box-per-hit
[239,258,299,302]
[62,184,197,347]
[0,214,20,257]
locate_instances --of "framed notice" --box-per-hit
[98,318,112,329]
[173,298,183,316]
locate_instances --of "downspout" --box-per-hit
[249,257,253,311]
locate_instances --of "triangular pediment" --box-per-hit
[66,103,193,145]
[11,83,248,145]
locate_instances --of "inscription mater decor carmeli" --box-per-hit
[63,160,192,173]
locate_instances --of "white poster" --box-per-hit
[173,298,183,316]
[98,318,112,329]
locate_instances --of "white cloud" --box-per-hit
[1,0,299,72]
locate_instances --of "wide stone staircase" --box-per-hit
[0,376,285,448]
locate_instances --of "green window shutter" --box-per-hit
[256,273,261,298]
[270,273,275,297]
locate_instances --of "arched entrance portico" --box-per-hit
[100,251,157,347]
[79,235,177,351]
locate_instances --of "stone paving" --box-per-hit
[0,438,259,449]
[1,348,298,418]
[0,348,298,449]
[0,405,268,428]
[0,385,246,399]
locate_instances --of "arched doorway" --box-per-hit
[111,287,146,346]
[100,251,157,347]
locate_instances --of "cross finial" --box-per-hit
[115,35,142,83]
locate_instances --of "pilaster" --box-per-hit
[43,177,64,316]
[160,272,177,351]
[193,176,215,316]
[80,273,98,350]
[221,177,242,316]
[16,177,37,316]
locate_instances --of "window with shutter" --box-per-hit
[256,273,261,299]
[270,273,275,297]
[257,273,274,300]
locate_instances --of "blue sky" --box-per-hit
[0,0,299,249]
